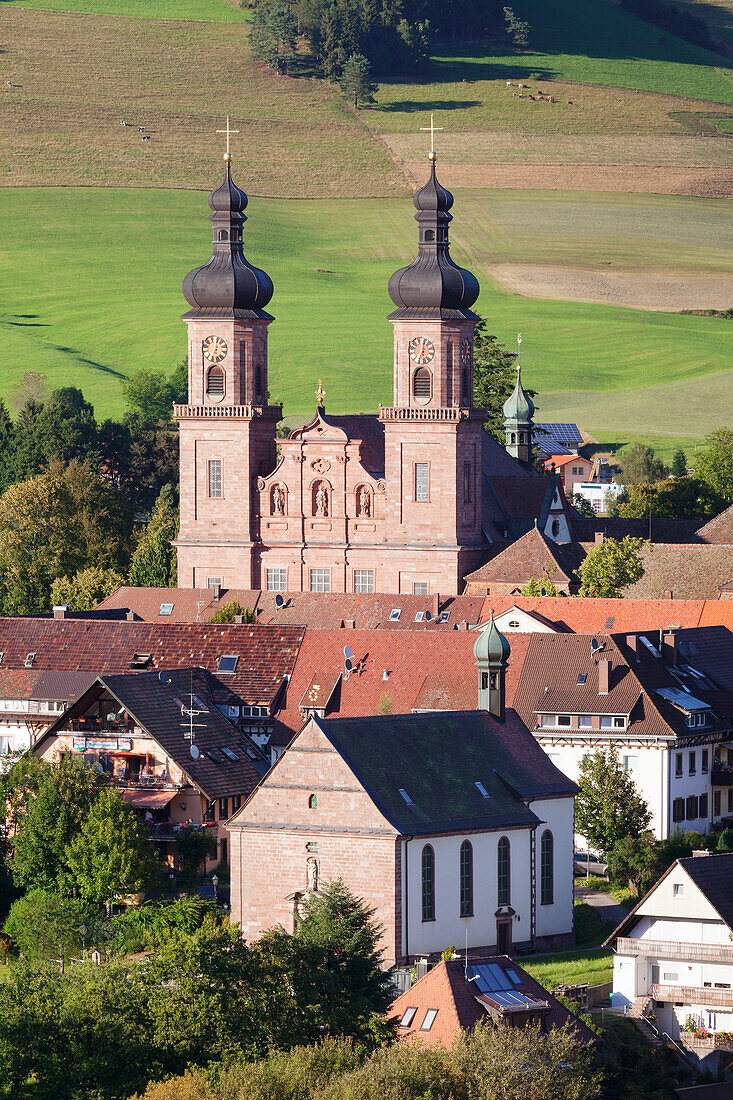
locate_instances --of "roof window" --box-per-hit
[205,748,226,763]
[159,603,174,616]
[24,653,36,668]
[389,609,401,621]
[577,673,587,685]
[217,655,239,674]
[414,611,425,623]
[420,1009,438,1032]
[130,653,151,669]
[475,781,491,799]
[399,1007,418,1028]
[438,611,450,623]
[0,652,4,665]
[640,636,662,658]
[399,788,414,805]
[220,746,239,761]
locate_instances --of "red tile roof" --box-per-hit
[477,595,707,633]
[387,959,595,1048]
[464,528,584,587]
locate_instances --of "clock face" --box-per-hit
[202,335,228,363]
[461,338,472,365]
[408,337,435,365]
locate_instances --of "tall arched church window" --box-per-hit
[255,365,263,399]
[461,368,469,404]
[422,844,435,921]
[541,830,554,905]
[413,367,432,403]
[460,840,473,917]
[497,836,510,905]
[206,366,225,396]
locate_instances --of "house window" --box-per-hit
[579,715,592,728]
[232,795,241,812]
[353,570,374,594]
[310,569,330,593]
[702,749,709,774]
[728,789,733,814]
[672,797,685,822]
[673,884,684,898]
[218,797,228,818]
[255,365,263,398]
[686,795,698,820]
[413,582,428,596]
[497,837,510,906]
[541,830,553,906]
[463,462,471,503]
[623,756,638,773]
[714,790,721,817]
[208,459,222,498]
[206,366,225,396]
[415,462,429,503]
[689,751,696,776]
[308,794,317,809]
[700,793,708,818]
[207,577,222,589]
[422,844,435,922]
[663,971,679,981]
[481,672,489,691]
[557,715,571,727]
[413,367,432,403]
[675,753,683,778]
[266,568,287,592]
[460,840,473,917]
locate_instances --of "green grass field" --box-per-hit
[0,186,729,458]
[4,0,247,19]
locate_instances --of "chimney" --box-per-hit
[52,604,69,620]
[663,631,678,665]
[598,658,611,695]
[626,634,639,661]
[234,615,244,624]
[126,611,136,622]
[211,583,222,602]
[432,593,440,618]
[594,531,604,545]
[665,589,673,600]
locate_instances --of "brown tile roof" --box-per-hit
[477,595,707,634]
[622,544,733,600]
[0,619,304,708]
[95,587,261,623]
[464,528,584,588]
[572,517,700,544]
[387,959,595,1048]
[273,628,532,743]
[696,503,733,544]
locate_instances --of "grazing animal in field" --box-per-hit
[138,126,145,132]
[512,92,519,97]
[506,80,512,86]
[121,120,128,126]
[567,100,573,105]
[142,135,151,141]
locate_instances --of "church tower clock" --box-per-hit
[174,152,281,589]
[379,147,487,594]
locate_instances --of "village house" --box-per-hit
[606,852,733,1075]
[388,956,595,1047]
[32,669,268,869]
[228,620,577,966]
[511,628,733,841]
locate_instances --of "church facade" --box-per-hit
[174,151,557,597]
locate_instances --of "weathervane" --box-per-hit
[316,379,326,407]
[420,113,443,162]
[216,116,240,163]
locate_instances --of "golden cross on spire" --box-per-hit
[420,113,443,161]
[517,333,522,372]
[216,116,240,163]
[316,379,326,407]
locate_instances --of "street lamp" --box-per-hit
[212,874,219,902]
[80,923,87,959]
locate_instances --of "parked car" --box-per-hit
[574,850,608,877]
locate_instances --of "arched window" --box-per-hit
[510,432,516,445]
[255,365,263,398]
[424,229,435,242]
[218,229,229,241]
[460,840,473,917]
[308,794,317,810]
[497,837,510,905]
[206,366,225,396]
[413,368,432,403]
[541,830,553,905]
[421,844,435,921]
[461,368,469,404]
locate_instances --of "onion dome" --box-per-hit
[503,363,535,425]
[182,164,274,319]
[388,157,479,319]
[473,610,511,664]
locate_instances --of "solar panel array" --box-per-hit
[466,963,548,1011]
[534,423,583,445]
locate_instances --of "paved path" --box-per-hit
[574,884,631,928]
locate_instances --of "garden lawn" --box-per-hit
[521,947,613,990]
[0,186,730,447]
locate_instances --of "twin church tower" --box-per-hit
[174,146,536,597]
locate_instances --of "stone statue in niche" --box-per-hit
[315,482,329,517]
[272,483,285,515]
[358,486,371,517]
[306,857,319,892]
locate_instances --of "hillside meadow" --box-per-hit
[0,185,729,459]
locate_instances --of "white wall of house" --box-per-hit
[0,716,31,756]
[533,796,575,941]
[494,608,557,634]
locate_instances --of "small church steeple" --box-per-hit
[474,611,510,720]
[503,334,535,464]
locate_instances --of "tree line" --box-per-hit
[0,367,183,615]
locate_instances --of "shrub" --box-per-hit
[132,1071,215,1100]
[215,1038,364,1100]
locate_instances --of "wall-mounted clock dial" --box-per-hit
[408,337,435,365]
[203,335,228,363]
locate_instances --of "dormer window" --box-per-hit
[24,653,36,668]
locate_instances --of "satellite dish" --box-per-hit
[189,745,200,760]
[591,638,600,651]
[344,645,353,659]
[345,658,353,673]
[275,594,284,609]
[424,610,432,621]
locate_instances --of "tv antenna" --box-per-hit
[180,672,207,758]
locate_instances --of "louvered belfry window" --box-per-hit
[207,366,225,395]
[413,368,432,400]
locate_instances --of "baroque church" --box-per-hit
[174,147,571,596]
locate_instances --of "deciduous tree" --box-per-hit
[577,536,645,597]
[694,427,733,502]
[50,566,125,611]
[3,889,94,962]
[122,368,178,425]
[607,831,660,898]
[576,746,652,855]
[618,441,667,486]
